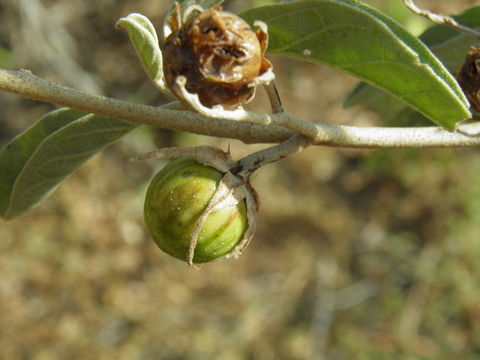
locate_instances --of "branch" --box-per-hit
[2,68,480,149]
[0,69,291,144]
[402,0,480,39]
[234,134,312,178]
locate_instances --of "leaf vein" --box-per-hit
[30,148,103,171]
[55,126,128,143]
[272,23,370,53]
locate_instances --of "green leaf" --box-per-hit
[345,5,480,125]
[241,0,471,130]
[116,13,167,93]
[0,109,136,220]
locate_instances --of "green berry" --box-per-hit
[144,158,248,263]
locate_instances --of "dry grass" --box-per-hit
[1,1,480,359]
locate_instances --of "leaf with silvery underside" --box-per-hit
[116,13,170,94]
[0,108,136,220]
[241,0,471,130]
[344,5,480,125]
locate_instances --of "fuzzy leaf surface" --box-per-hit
[241,0,471,129]
[116,13,167,92]
[0,109,135,220]
[344,5,480,124]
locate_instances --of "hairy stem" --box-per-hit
[231,81,311,178]
[263,81,284,114]
[233,134,312,179]
[2,68,480,148]
[0,69,290,144]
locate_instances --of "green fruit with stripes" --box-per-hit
[144,158,248,263]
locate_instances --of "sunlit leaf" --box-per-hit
[345,5,480,125]
[0,109,135,220]
[241,0,471,129]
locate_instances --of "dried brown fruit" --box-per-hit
[162,3,273,108]
[457,46,480,112]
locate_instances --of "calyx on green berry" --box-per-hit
[144,157,249,263]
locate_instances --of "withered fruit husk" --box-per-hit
[457,46,480,112]
[162,5,272,108]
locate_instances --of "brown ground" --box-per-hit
[1,0,480,359]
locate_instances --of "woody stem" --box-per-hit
[231,133,312,180]
[231,81,310,179]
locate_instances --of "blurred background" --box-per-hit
[1,0,480,359]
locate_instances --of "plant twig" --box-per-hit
[233,134,312,179]
[263,81,284,114]
[2,68,480,148]
[402,0,480,39]
[0,68,290,144]
[233,81,312,178]
[131,146,235,172]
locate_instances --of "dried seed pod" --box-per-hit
[162,3,273,108]
[144,157,249,263]
[457,46,480,112]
